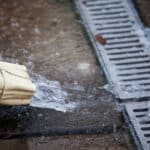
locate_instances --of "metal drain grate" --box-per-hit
[75,0,150,100]
[124,102,150,150]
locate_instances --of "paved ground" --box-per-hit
[0,0,135,149]
[0,134,134,150]
[134,0,150,26]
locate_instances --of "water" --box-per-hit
[31,73,78,112]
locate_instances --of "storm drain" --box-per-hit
[124,102,150,150]
[75,0,150,100]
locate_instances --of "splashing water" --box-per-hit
[0,50,78,112]
[30,74,78,112]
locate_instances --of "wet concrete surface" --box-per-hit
[0,134,135,150]
[0,0,135,149]
[134,0,150,26]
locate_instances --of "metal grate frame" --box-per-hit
[75,0,150,100]
[124,102,150,150]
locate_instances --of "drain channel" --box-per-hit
[124,102,150,150]
[75,0,150,100]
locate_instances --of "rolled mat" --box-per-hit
[0,61,36,105]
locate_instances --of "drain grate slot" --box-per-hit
[124,102,150,150]
[76,0,150,100]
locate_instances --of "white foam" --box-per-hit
[31,74,78,112]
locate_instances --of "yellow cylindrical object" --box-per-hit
[0,61,36,105]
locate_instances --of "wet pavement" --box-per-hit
[0,134,135,150]
[0,0,135,149]
[135,0,150,26]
